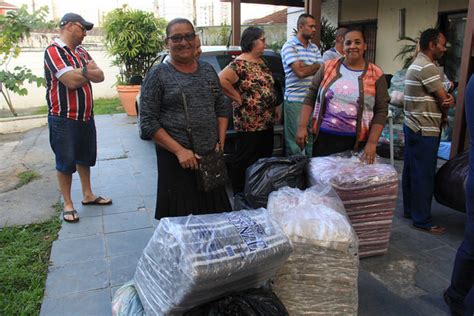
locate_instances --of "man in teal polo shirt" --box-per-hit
[281,13,323,156]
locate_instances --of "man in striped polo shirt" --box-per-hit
[281,13,323,156]
[44,13,111,223]
[402,28,455,234]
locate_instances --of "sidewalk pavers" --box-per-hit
[40,115,156,316]
[40,114,466,316]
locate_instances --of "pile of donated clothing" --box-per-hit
[268,186,359,315]
[307,155,399,258]
[112,153,397,315]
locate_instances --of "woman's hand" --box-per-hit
[361,143,377,164]
[296,126,308,150]
[232,96,243,105]
[176,148,200,170]
[215,141,224,152]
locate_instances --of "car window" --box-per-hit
[199,53,241,73]
[215,54,240,70]
[262,55,284,75]
[199,55,221,73]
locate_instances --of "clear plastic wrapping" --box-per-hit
[111,281,144,316]
[267,186,359,315]
[306,155,398,257]
[307,155,398,189]
[134,209,293,315]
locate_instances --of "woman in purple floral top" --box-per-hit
[219,26,281,193]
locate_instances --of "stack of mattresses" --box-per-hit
[307,156,398,258]
[134,209,293,315]
[268,186,359,315]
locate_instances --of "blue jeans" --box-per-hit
[402,124,439,228]
[48,115,97,174]
[447,75,474,315]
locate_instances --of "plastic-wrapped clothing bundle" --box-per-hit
[111,281,145,316]
[307,156,398,258]
[377,123,404,160]
[267,186,359,315]
[184,287,289,316]
[244,155,308,209]
[388,69,407,96]
[134,209,293,315]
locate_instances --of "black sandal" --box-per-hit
[63,210,79,223]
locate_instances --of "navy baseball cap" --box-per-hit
[59,13,94,30]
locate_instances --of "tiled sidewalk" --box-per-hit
[40,115,158,316]
[39,114,466,316]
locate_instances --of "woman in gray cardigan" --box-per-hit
[139,18,231,219]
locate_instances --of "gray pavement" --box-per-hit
[5,114,464,316]
[0,124,60,226]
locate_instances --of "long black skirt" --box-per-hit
[155,145,232,220]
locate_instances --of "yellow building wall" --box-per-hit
[339,0,379,23]
[375,0,439,74]
[438,0,469,12]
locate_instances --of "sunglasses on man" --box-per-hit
[72,22,86,33]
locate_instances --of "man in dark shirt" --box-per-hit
[44,13,111,223]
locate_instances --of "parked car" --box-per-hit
[136,46,286,161]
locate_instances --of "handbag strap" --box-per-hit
[165,62,196,153]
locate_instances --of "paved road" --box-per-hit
[4,114,464,315]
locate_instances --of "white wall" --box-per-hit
[286,0,339,40]
[287,7,304,38]
[1,49,120,111]
[339,0,378,23]
[438,0,469,12]
[375,0,439,74]
[323,0,339,27]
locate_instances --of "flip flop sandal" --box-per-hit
[63,210,79,223]
[81,196,113,205]
[412,224,446,235]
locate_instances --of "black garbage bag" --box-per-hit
[184,288,289,316]
[244,155,308,208]
[376,143,405,160]
[434,150,469,212]
[233,192,252,211]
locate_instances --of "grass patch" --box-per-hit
[0,203,62,315]
[28,97,124,117]
[17,170,40,188]
[93,97,124,115]
[32,106,48,115]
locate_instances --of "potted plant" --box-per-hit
[103,5,166,115]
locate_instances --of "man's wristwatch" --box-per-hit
[82,65,88,76]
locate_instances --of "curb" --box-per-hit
[0,114,47,134]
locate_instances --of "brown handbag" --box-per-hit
[166,63,228,192]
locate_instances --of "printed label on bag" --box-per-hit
[227,213,268,251]
[192,223,222,260]
[224,245,235,257]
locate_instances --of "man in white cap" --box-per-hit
[44,13,112,223]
